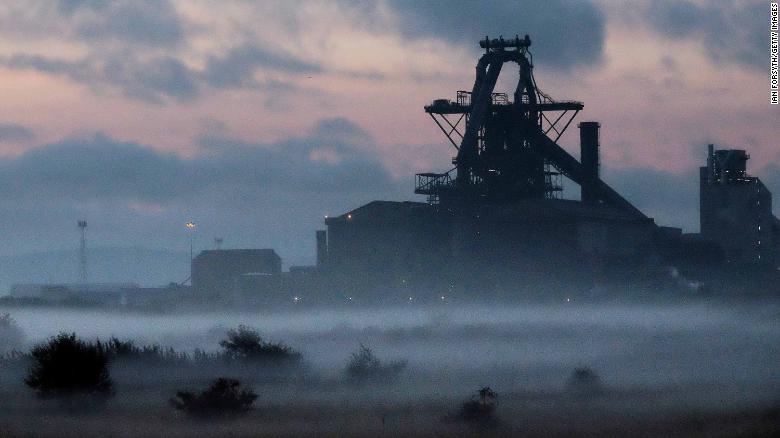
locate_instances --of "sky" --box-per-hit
[0,0,776,268]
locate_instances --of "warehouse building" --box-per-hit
[192,249,282,302]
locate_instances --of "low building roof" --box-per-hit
[194,249,280,261]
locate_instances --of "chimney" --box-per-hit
[579,122,600,204]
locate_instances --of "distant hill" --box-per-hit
[0,247,189,294]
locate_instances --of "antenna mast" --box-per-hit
[77,220,88,283]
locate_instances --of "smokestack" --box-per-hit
[579,122,600,204]
[316,230,328,269]
[707,144,714,184]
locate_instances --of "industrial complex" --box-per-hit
[6,35,780,307]
[316,35,780,301]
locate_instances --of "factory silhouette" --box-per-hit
[8,36,780,307]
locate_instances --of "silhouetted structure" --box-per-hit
[700,145,780,265]
[324,36,661,298]
[9,282,140,305]
[415,35,641,215]
[77,220,88,283]
[192,249,281,300]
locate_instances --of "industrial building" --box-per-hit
[9,35,778,307]
[700,145,780,265]
[321,36,665,299]
[192,249,282,302]
[9,282,141,305]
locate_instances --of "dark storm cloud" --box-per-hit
[384,0,606,69]
[644,0,765,70]
[0,123,35,143]
[202,45,322,89]
[0,119,402,205]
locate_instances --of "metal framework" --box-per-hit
[78,220,87,283]
[416,35,645,218]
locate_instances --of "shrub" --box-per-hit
[0,313,24,351]
[567,366,602,394]
[455,387,498,424]
[219,325,300,363]
[25,333,112,397]
[104,337,136,357]
[171,377,257,417]
[345,344,407,381]
[101,337,192,363]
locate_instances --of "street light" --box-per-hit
[185,221,196,285]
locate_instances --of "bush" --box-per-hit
[25,333,112,397]
[455,387,498,424]
[219,325,300,363]
[101,337,193,363]
[0,313,24,351]
[567,366,602,394]
[171,377,257,417]
[345,344,407,381]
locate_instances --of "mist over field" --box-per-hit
[7,300,780,388]
[1,300,778,437]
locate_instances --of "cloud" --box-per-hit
[310,117,372,145]
[201,45,322,89]
[0,118,414,262]
[0,1,183,47]
[0,133,186,202]
[0,1,321,103]
[56,0,108,15]
[0,54,91,80]
[0,123,35,143]
[0,52,199,103]
[58,0,184,47]
[0,118,403,205]
[103,54,198,102]
[383,0,606,70]
[0,50,316,103]
[0,44,319,103]
[643,0,765,70]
